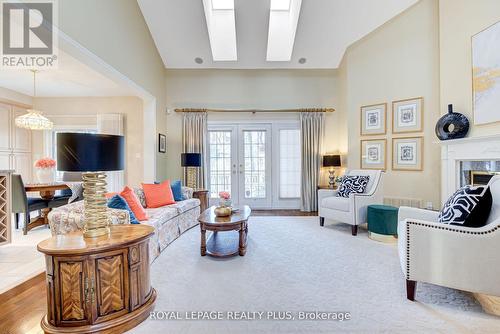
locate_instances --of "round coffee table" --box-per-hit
[198,205,251,257]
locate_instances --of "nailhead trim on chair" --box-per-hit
[405,220,500,279]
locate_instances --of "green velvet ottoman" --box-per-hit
[367,204,399,243]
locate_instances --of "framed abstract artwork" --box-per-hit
[392,97,423,133]
[392,137,423,171]
[472,20,500,125]
[158,133,166,153]
[360,103,386,135]
[360,139,386,170]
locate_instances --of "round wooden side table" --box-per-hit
[37,224,156,334]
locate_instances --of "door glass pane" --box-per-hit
[244,130,266,198]
[208,131,232,198]
[279,129,301,198]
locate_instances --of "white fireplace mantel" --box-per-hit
[440,135,500,204]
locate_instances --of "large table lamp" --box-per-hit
[181,153,201,189]
[57,133,125,238]
[323,154,341,188]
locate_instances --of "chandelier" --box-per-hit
[14,70,53,130]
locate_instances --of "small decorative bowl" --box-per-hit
[214,206,232,217]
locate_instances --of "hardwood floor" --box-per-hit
[0,273,45,334]
[251,210,318,216]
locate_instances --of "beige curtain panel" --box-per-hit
[300,111,324,212]
[182,111,208,188]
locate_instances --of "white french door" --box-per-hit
[208,121,301,210]
[238,125,272,208]
[207,124,272,209]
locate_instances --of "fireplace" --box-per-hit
[470,171,500,186]
[459,160,500,186]
[440,135,500,205]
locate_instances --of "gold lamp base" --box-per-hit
[186,167,198,189]
[82,172,110,238]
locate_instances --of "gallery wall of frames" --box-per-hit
[360,97,424,172]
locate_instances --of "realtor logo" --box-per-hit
[1,0,58,69]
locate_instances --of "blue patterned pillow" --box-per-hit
[170,180,184,201]
[107,195,139,224]
[337,176,370,198]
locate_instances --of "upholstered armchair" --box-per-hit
[319,169,384,235]
[398,175,500,301]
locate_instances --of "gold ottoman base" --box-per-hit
[368,231,398,243]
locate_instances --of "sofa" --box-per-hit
[48,186,201,262]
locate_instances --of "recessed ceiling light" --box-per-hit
[202,0,237,61]
[298,57,306,64]
[266,0,302,62]
[195,57,204,64]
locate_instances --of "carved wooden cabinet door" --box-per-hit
[53,256,92,327]
[89,249,130,324]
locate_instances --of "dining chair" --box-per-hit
[11,174,49,235]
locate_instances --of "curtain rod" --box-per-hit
[174,108,335,113]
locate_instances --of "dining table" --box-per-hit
[24,182,70,232]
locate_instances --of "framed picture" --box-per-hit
[472,20,500,125]
[392,97,423,133]
[360,103,386,135]
[158,133,166,153]
[392,137,423,171]
[360,139,386,170]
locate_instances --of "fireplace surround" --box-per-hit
[440,135,500,205]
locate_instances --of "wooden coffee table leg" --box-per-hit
[238,224,246,256]
[200,225,207,256]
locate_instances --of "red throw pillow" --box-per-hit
[142,181,175,208]
[120,186,148,221]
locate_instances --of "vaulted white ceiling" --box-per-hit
[138,0,419,69]
[0,50,137,97]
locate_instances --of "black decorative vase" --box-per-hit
[435,104,469,140]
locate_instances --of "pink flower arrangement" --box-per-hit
[34,157,56,169]
[219,191,231,200]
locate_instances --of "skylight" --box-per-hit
[211,0,234,10]
[270,0,291,11]
[202,0,237,61]
[266,0,302,62]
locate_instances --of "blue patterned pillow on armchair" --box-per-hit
[337,175,370,198]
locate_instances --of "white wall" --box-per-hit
[32,97,144,187]
[58,0,167,180]
[165,69,341,182]
[338,0,441,208]
[439,0,500,137]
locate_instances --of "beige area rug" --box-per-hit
[132,216,500,334]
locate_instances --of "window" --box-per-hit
[279,129,301,198]
[208,131,232,198]
[243,130,266,198]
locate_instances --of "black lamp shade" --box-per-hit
[323,155,341,167]
[181,153,201,167]
[57,133,125,172]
